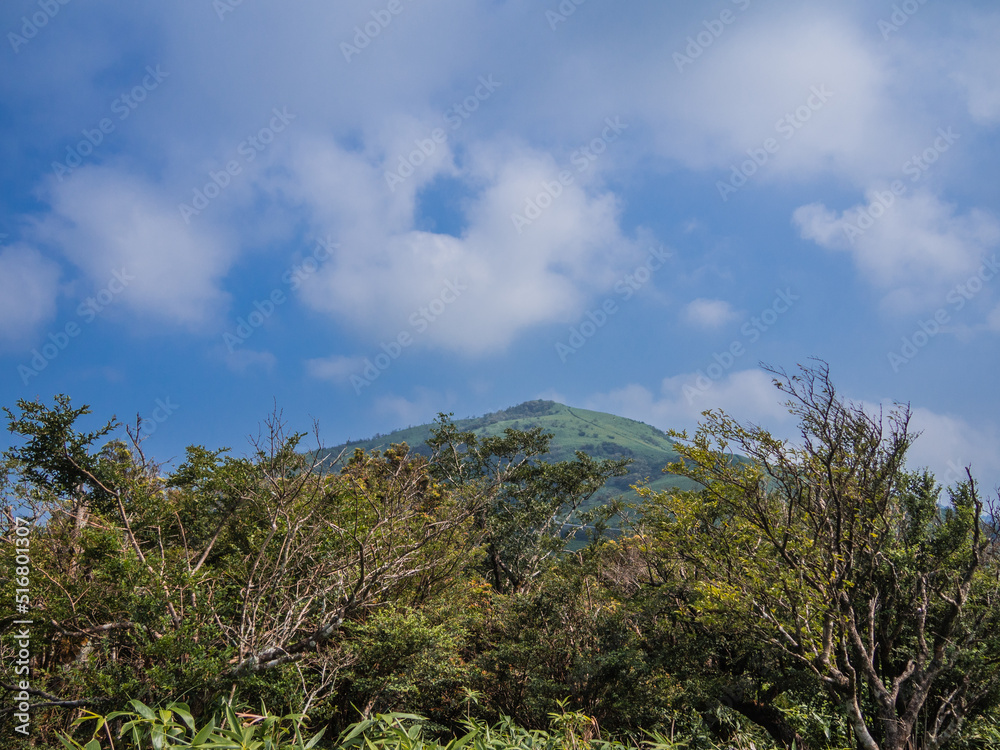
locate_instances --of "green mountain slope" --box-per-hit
[320,400,697,510]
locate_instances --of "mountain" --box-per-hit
[318,400,698,511]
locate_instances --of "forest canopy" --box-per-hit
[2,363,999,750]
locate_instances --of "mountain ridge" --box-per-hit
[319,399,697,507]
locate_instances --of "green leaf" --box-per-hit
[445,728,479,750]
[56,734,84,750]
[171,703,196,731]
[303,727,327,750]
[192,717,218,746]
[130,699,156,721]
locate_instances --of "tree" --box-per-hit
[639,361,1000,750]
[0,400,632,745]
[425,416,629,593]
[0,398,480,738]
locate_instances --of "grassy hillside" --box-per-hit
[319,400,697,512]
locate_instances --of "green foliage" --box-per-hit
[60,703,646,750]
[60,699,324,750]
[317,401,695,513]
[640,361,1000,750]
[425,415,630,593]
[3,394,119,511]
[337,606,469,726]
[4,383,1000,750]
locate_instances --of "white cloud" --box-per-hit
[907,407,1000,493]
[223,348,277,374]
[290,139,646,355]
[9,2,990,205]
[587,371,1000,492]
[9,1,1000,357]
[373,388,456,432]
[794,190,1000,311]
[306,354,367,383]
[0,244,61,347]
[36,167,236,329]
[683,298,739,329]
[987,303,1000,331]
[950,12,1000,126]
[584,368,792,440]
[640,10,910,183]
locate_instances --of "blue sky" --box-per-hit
[1,0,999,491]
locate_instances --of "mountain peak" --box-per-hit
[322,400,693,505]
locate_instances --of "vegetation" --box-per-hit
[318,401,698,514]
[2,362,998,749]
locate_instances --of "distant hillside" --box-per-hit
[318,400,697,512]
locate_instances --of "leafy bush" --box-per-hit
[59,702,641,750]
[59,699,324,750]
